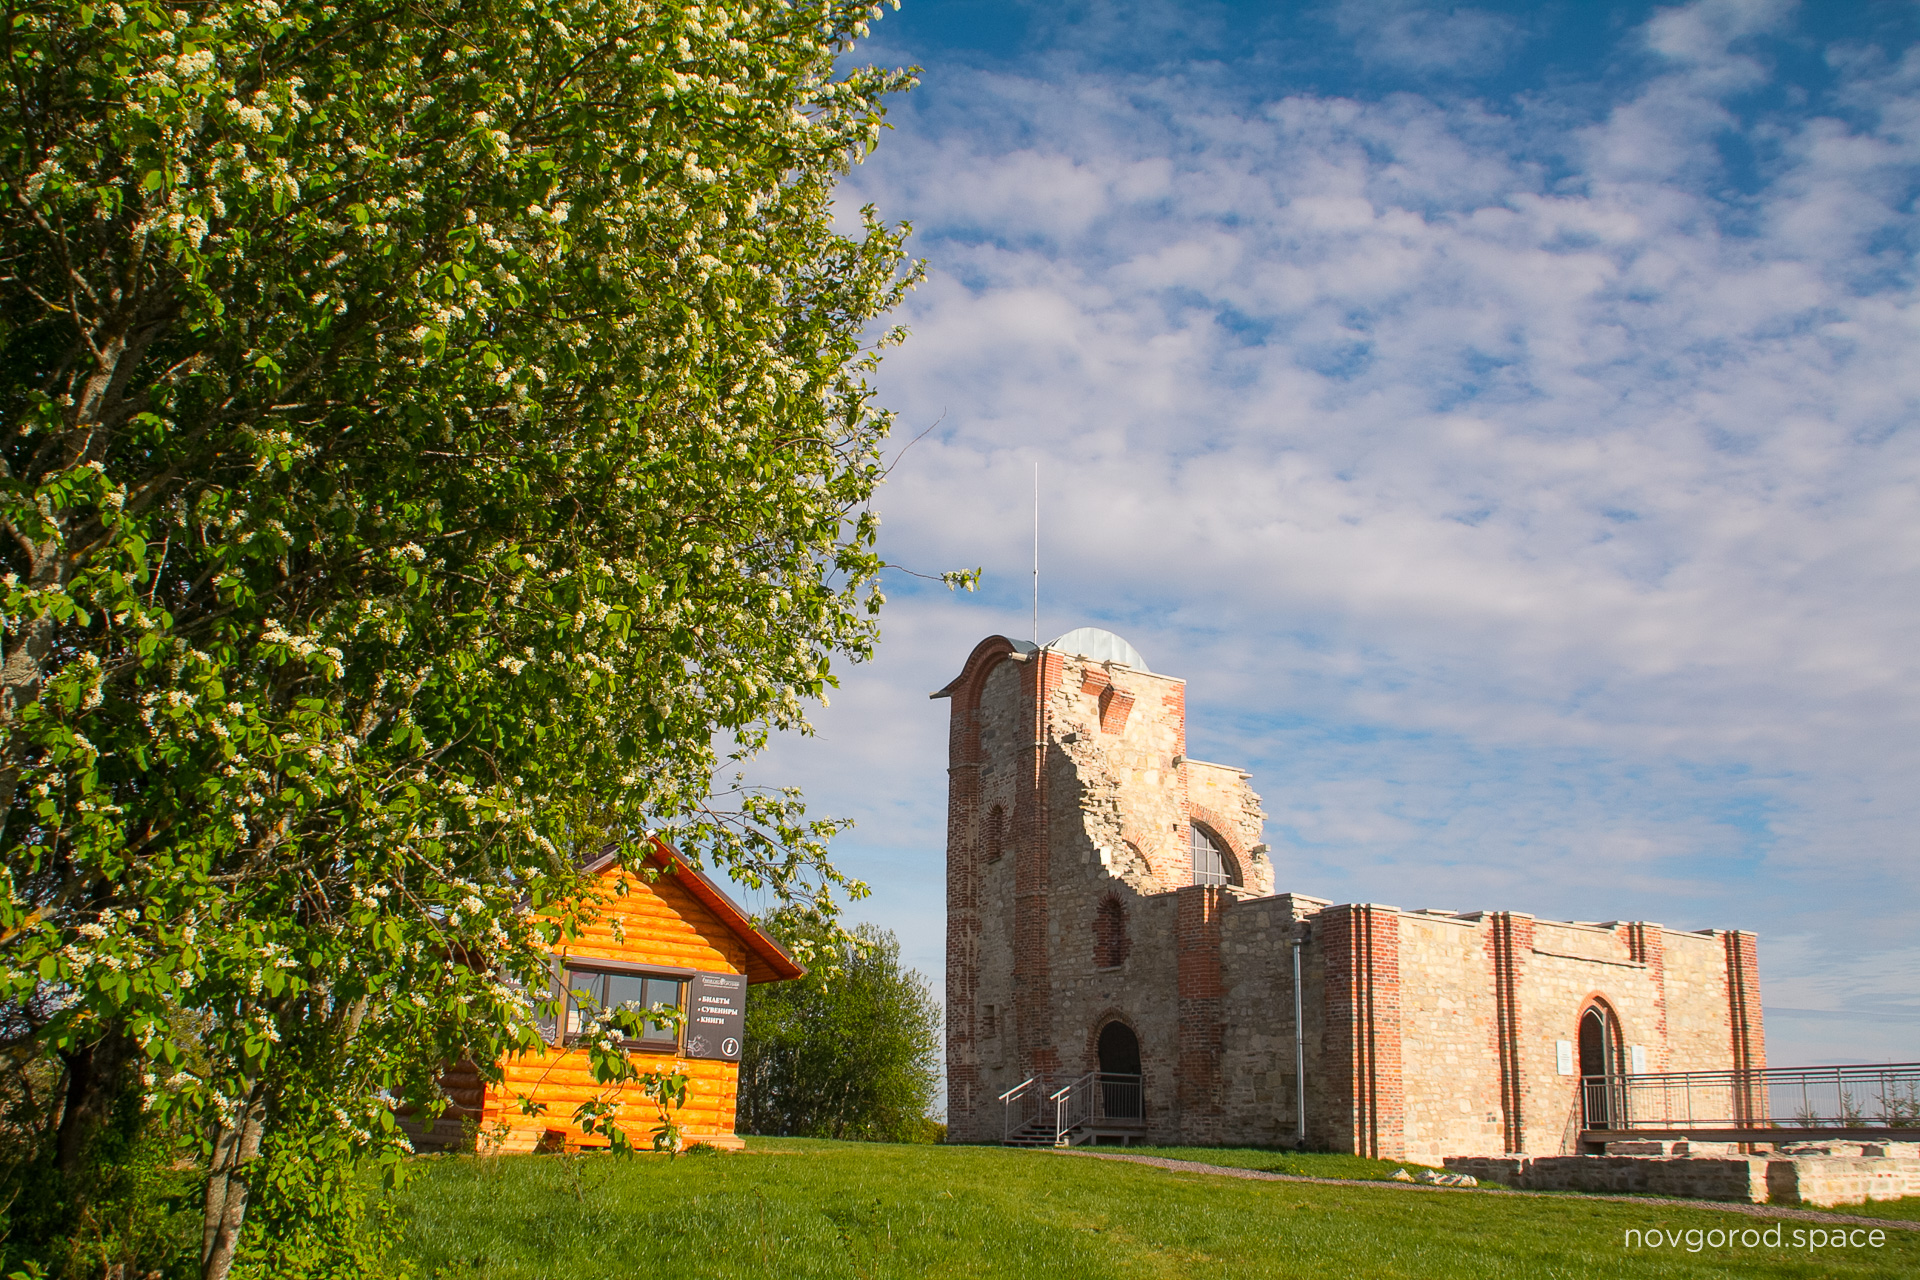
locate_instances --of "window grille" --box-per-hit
[1190,825,1236,886]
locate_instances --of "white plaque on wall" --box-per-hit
[1630,1044,1647,1075]
[1556,1039,1574,1075]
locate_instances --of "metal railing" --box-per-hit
[1003,1073,1145,1145]
[1000,1077,1039,1143]
[1584,1062,1920,1132]
[1099,1072,1144,1123]
[1049,1072,1145,1146]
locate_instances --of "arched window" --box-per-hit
[985,804,1005,863]
[1093,894,1130,969]
[1189,823,1239,886]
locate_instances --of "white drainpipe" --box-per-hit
[1293,925,1309,1146]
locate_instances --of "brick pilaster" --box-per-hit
[942,700,981,1132]
[1624,921,1668,1072]
[1488,911,1534,1153]
[1176,884,1228,1143]
[1723,930,1767,1125]
[1320,904,1404,1159]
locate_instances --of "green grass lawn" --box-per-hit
[391,1138,1917,1279]
[1845,1197,1920,1224]
[1099,1144,1441,1180]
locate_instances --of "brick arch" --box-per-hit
[934,633,1033,714]
[1576,992,1628,1057]
[1118,824,1175,887]
[1184,803,1245,886]
[937,635,1040,869]
[1083,1008,1144,1073]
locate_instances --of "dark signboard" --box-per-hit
[684,971,746,1061]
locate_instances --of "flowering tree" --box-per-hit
[0,0,936,1275]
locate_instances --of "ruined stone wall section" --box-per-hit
[1047,653,1163,897]
[1036,658,1189,1140]
[1082,661,1192,888]
[1185,761,1273,894]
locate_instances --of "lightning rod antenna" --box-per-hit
[1032,461,1040,645]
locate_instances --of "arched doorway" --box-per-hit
[1579,1006,1617,1130]
[1097,1021,1142,1120]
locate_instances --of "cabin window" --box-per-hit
[565,968,685,1049]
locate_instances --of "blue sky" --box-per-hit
[743,0,1920,1071]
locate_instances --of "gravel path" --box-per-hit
[1055,1148,1920,1231]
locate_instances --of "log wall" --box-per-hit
[482,865,751,1152]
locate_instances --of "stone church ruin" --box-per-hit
[936,628,1770,1163]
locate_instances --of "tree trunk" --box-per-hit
[53,1022,137,1180]
[200,1086,267,1280]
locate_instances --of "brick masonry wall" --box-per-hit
[1013,650,1065,1092]
[1176,884,1228,1143]
[1624,922,1669,1072]
[1725,930,1767,1077]
[1490,911,1535,1153]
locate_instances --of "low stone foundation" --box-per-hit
[1604,1140,1737,1157]
[1764,1143,1920,1208]
[1444,1155,1770,1202]
[1443,1147,1920,1208]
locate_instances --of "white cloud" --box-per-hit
[1643,0,1794,71]
[762,0,1920,1061]
[1331,0,1531,76]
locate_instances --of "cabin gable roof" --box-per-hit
[580,840,803,984]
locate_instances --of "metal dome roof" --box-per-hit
[1045,627,1150,672]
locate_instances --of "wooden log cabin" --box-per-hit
[409,843,802,1153]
